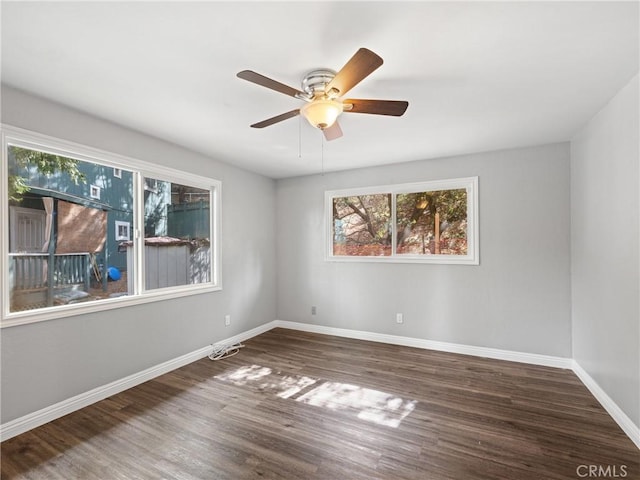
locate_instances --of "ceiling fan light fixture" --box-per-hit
[300,98,343,130]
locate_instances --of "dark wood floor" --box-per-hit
[1,328,637,479]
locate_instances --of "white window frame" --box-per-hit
[89,184,101,199]
[114,220,130,241]
[325,177,479,265]
[1,124,222,328]
[113,167,122,179]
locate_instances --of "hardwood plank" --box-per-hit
[2,328,637,479]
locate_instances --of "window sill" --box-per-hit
[1,284,222,328]
[325,255,479,265]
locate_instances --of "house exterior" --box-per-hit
[8,152,134,271]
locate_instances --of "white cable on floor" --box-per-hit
[208,342,245,361]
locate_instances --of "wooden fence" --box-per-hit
[167,201,209,239]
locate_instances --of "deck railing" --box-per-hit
[9,253,92,309]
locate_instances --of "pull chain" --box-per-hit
[298,116,302,158]
[321,132,325,176]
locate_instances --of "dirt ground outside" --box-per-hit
[89,270,129,299]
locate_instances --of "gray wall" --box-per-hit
[570,74,640,427]
[0,86,277,423]
[276,143,572,357]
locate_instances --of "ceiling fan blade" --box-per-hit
[237,70,305,98]
[323,121,343,141]
[251,109,300,128]
[343,99,409,116]
[325,48,383,97]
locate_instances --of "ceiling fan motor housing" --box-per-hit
[301,69,336,97]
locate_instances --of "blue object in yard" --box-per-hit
[107,266,121,281]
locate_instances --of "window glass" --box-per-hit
[7,145,133,313]
[332,194,391,256]
[142,178,211,290]
[396,189,468,256]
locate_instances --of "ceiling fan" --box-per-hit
[237,48,409,141]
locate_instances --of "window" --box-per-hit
[326,177,478,264]
[113,168,122,178]
[1,125,221,326]
[144,178,159,194]
[115,221,130,241]
[89,184,101,199]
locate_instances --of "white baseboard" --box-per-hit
[572,360,640,449]
[273,320,573,369]
[215,320,278,349]
[0,321,276,442]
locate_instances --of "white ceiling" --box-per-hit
[2,1,638,179]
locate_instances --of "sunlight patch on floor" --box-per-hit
[274,375,317,399]
[296,381,417,428]
[215,364,316,398]
[215,364,272,385]
[216,365,417,428]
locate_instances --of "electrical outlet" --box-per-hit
[396,313,404,324]
[224,314,231,326]
[311,306,317,315]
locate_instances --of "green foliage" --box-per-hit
[396,189,468,254]
[396,189,467,232]
[8,147,86,201]
[8,173,29,201]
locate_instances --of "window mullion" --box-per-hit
[134,171,145,295]
[391,191,397,257]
